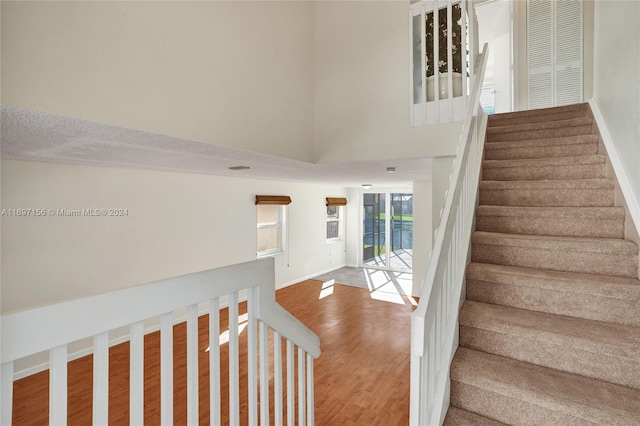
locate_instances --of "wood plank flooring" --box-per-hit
[11,279,414,425]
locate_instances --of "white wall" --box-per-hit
[2,1,463,165]
[313,1,462,163]
[593,0,640,223]
[1,1,316,162]
[1,159,347,313]
[345,187,362,267]
[412,180,432,296]
[476,0,513,113]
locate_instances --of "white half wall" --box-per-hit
[412,180,432,296]
[431,156,455,238]
[592,0,640,229]
[1,159,347,313]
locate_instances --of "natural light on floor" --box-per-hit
[316,268,417,306]
[205,312,248,351]
[366,269,417,306]
[319,279,335,299]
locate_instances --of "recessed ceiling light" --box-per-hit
[386,167,396,173]
[362,184,373,189]
[228,165,251,171]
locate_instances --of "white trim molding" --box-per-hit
[589,99,640,235]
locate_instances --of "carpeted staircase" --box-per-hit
[444,103,640,425]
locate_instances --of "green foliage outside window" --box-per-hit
[425,4,463,77]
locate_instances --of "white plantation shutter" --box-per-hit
[528,0,553,109]
[555,0,583,105]
[527,0,583,109]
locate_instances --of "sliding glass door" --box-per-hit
[363,192,413,271]
[363,193,386,267]
[389,193,413,270]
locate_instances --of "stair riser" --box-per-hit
[444,407,506,426]
[487,117,593,135]
[466,279,640,327]
[471,244,638,278]
[479,188,614,207]
[460,327,640,390]
[484,143,598,160]
[450,382,586,426]
[487,125,593,143]
[488,110,589,127]
[476,215,623,238]
[482,163,606,181]
[489,104,589,122]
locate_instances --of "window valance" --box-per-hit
[255,195,292,205]
[326,197,347,206]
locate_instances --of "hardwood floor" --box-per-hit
[11,279,414,425]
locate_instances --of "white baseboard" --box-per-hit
[276,264,347,290]
[589,99,640,234]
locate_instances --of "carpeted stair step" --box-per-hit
[443,407,506,425]
[487,116,593,136]
[479,178,614,207]
[475,205,624,238]
[466,263,640,327]
[484,134,599,160]
[487,123,593,143]
[450,347,640,425]
[471,231,638,278]
[488,107,589,128]
[488,103,589,127]
[482,155,606,181]
[459,301,640,390]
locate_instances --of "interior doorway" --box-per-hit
[362,192,413,272]
[475,0,514,113]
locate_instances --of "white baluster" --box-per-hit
[160,312,173,425]
[248,290,258,426]
[229,292,240,425]
[447,1,454,120]
[1,361,14,426]
[93,332,109,425]
[260,322,270,426]
[286,340,294,426]
[436,0,441,119]
[130,321,144,426]
[273,332,283,426]
[186,304,199,425]
[298,348,306,426]
[462,0,468,98]
[209,298,221,426]
[306,354,314,426]
[50,345,68,425]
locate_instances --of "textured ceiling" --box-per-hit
[1,106,432,187]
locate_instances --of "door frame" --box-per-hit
[359,187,413,273]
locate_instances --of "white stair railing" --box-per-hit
[1,257,320,425]
[410,43,488,426]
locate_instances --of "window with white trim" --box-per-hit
[326,206,341,242]
[257,204,286,257]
